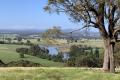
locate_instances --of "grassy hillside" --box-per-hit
[0,67,119,80]
[0,44,64,67]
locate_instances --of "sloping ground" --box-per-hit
[0,44,64,67]
[0,60,42,67]
[7,60,42,67]
[0,67,119,80]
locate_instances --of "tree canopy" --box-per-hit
[42,26,62,39]
[45,0,120,39]
[44,0,120,73]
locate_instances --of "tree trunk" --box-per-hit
[103,38,115,73]
[103,39,110,71]
[109,42,115,73]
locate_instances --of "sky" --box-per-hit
[0,0,83,30]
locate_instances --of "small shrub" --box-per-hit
[0,41,5,44]
[37,38,40,42]
[16,48,29,58]
[19,53,24,58]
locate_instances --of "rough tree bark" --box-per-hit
[97,2,115,73]
[103,38,115,73]
[109,42,115,73]
[103,38,110,71]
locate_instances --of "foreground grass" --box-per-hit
[0,67,120,80]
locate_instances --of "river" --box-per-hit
[40,45,69,60]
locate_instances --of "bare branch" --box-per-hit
[114,17,120,24]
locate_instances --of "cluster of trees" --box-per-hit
[29,45,63,62]
[50,53,63,62]
[42,26,62,39]
[0,37,33,46]
[16,48,29,58]
[16,44,63,62]
[66,45,103,67]
[16,44,49,59]
[66,44,120,68]
[29,45,49,58]
[0,35,41,45]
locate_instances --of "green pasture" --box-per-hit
[0,44,64,67]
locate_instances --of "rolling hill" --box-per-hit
[0,44,64,67]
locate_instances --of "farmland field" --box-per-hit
[0,67,119,80]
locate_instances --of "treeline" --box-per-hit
[65,43,120,68]
[66,45,103,67]
[0,36,41,46]
[0,40,33,46]
[16,44,63,62]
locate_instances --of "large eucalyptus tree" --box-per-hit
[44,0,120,73]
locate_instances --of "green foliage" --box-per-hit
[37,38,40,42]
[26,40,32,45]
[16,48,29,54]
[7,60,41,67]
[66,45,102,67]
[29,44,49,56]
[48,0,65,3]
[5,38,12,43]
[0,41,5,44]
[114,43,120,67]
[16,48,29,58]
[19,53,24,58]
[28,44,63,62]
[42,26,62,39]
[27,40,31,43]
[17,37,22,42]
[51,53,63,62]
[0,44,63,67]
[94,47,99,58]
[16,44,63,63]
[45,0,120,23]
[29,44,41,56]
